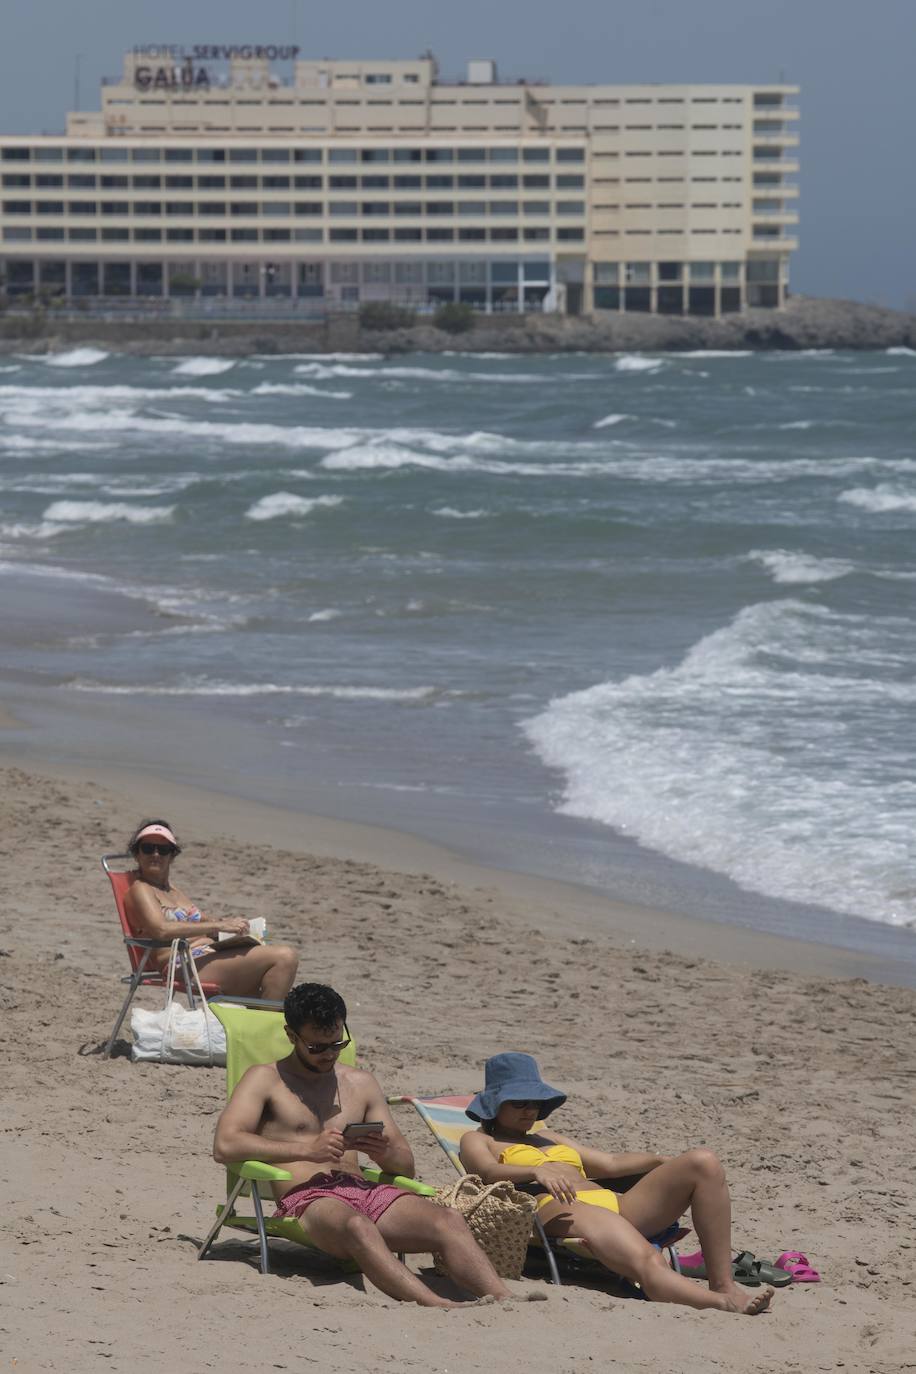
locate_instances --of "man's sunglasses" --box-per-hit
[138,842,176,857]
[288,1026,352,1056]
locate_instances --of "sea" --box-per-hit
[1,344,915,968]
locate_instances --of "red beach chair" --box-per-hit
[101,852,218,1058]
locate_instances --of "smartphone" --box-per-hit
[342,1121,384,1138]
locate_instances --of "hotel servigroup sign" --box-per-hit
[132,44,301,90]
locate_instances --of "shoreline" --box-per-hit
[1,737,910,988]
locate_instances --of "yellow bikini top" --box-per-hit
[498,1141,586,1177]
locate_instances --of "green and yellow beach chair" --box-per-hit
[197,998,434,1275]
[391,1092,682,1289]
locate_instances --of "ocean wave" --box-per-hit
[172,357,236,376]
[887,346,916,356]
[523,599,916,926]
[68,677,444,702]
[42,499,175,525]
[0,383,235,408]
[614,355,663,372]
[593,414,629,428]
[431,507,491,519]
[245,492,344,521]
[307,608,342,622]
[677,350,754,359]
[747,549,853,584]
[39,347,109,368]
[0,520,69,540]
[251,382,353,400]
[293,361,560,384]
[839,485,916,514]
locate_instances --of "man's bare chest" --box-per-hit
[263,1070,362,1134]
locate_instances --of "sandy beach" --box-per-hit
[2,756,915,1374]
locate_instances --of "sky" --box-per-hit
[3,0,914,309]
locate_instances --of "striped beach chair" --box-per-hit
[391,1092,682,1289]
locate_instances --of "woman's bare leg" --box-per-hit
[194,943,299,999]
[544,1201,772,1314]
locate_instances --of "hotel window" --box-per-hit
[523,148,550,162]
[426,175,454,189]
[328,149,358,164]
[393,148,423,162]
[68,174,97,189]
[165,175,193,189]
[100,200,128,215]
[394,201,422,215]
[229,228,257,242]
[264,228,291,241]
[393,227,422,241]
[556,174,584,189]
[458,174,485,189]
[166,201,194,215]
[2,226,32,239]
[457,201,486,215]
[293,227,323,241]
[263,202,291,216]
[294,202,322,215]
[67,148,97,162]
[135,228,162,241]
[458,227,486,241]
[166,227,194,241]
[35,201,63,214]
[69,227,97,241]
[360,148,390,162]
[329,227,358,240]
[523,201,550,215]
[394,175,421,189]
[36,226,65,240]
[134,201,163,215]
[99,148,130,163]
[395,261,424,283]
[362,227,390,240]
[330,175,357,189]
[2,173,30,187]
[34,148,63,162]
[68,201,98,215]
[262,149,291,163]
[100,175,128,189]
[556,148,585,162]
[294,175,322,189]
[198,228,227,241]
[457,148,485,162]
[489,174,518,189]
[294,149,322,163]
[489,200,518,215]
[132,175,161,189]
[197,150,226,163]
[165,148,194,163]
[329,201,358,215]
[425,148,455,162]
[426,227,454,241]
[263,175,291,189]
[557,201,585,214]
[230,176,258,190]
[132,148,161,162]
[491,227,518,240]
[198,176,226,189]
[361,175,389,189]
[489,149,518,163]
[362,200,391,215]
[523,175,549,189]
[101,227,129,241]
[556,227,584,240]
[229,149,258,164]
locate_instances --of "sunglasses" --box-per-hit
[288,1027,352,1056]
[504,1099,542,1110]
[139,842,176,857]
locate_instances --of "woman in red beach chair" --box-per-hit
[123,818,299,1000]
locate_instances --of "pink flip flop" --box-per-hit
[775,1251,821,1282]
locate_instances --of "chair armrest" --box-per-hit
[125,936,181,949]
[229,1161,293,1183]
[206,995,285,1011]
[361,1167,436,1197]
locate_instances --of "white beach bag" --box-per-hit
[130,942,226,1066]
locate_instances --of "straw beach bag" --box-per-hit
[431,1174,537,1279]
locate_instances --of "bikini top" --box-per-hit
[497,1141,586,1177]
[150,888,203,923]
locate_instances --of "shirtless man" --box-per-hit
[213,982,513,1308]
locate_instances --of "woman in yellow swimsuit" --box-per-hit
[459,1052,773,1316]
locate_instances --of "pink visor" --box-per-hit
[135,824,178,847]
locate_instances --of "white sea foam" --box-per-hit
[431,507,491,519]
[593,414,629,428]
[172,357,236,376]
[614,355,663,372]
[251,382,352,400]
[69,678,441,702]
[747,549,853,584]
[42,499,175,525]
[677,350,753,359]
[0,365,21,373]
[40,348,109,368]
[245,492,344,521]
[282,352,384,362]
[307,608,342,622]
[524,599,916,926]
[887,346,916,356]
[839,485,916,514]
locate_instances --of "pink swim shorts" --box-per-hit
[274,1171,409,1225]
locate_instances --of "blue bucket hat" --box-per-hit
[466,1052,566,1123]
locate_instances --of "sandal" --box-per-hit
[733,1250,793,1287]
[775,1251,821,1283]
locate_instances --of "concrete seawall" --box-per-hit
[1,294,914,356]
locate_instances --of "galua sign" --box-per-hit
[132,44,301,90]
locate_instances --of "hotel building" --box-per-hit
[0,49,799,315]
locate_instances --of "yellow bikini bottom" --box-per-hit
[536,1187,620,1214]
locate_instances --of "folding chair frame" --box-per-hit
[100,853,215,1058]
